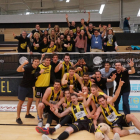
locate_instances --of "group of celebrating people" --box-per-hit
[16,52,140,140]
[13,13,118,53]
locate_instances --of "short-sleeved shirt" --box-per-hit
[91,34,102,49]
[93,77,107,90]
[20,64,40,88]
[32,38,41,52]
[100,68,116,88]
[39,41,48,53]
[63,40,75,52]
[14,36,31,52]
[111,70,130,94]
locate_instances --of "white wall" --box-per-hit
[0,13,101,23]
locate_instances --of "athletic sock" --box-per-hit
[129,129,135,134]
[54,124,61,130]
[45,123,50,129]
[57,131,69,140]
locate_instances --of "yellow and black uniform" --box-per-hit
[47,45,57,53]
[63,40,75,52]
[63,98,72,111]
[76,66,87,77]
[100,104,129,129]
[70,102,95,133]
[83,80,92,92]
[95,125,104,137]
[35,64,54,98]
[62,73,77,91]
[61,61,72,78]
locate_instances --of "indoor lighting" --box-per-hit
[26,12,30,15]
[99,4,105,14]
[66,0,70,3]
[137,9,140,17]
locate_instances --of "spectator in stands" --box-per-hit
[56,37,64,52]
[63,29,69,42]
[108,23,112,28]
[48,29,57,43]
[86,23,95,52]
[75,26,81,36]
[13,31,31,53]
[80,12,90,30]
[75,29,87,53]
[31,24,43,38]
[69,30,76,41]
[104,29,118,52]
[42,30,49,39]
[86,27,105,52]
[60,34,64,42]
[99,24,102,31]
[30,32,41,52]
[34,36,48,53]
[65,14,76,33]
[63,35,75,52]
[54,25,61,37]
[123,17,130,33]
[47,40,56,53]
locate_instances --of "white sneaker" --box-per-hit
[42,134,53,140]
[113,133,120,140]
[133,127,140,135]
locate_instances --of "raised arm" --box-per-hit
[61,73,68,86]
[16,60,29,72]
[128,58,135,74]
[75,73,84,88]
[66,14,70,27]
[86,26,92,39]
[54,61,63,73]
[90,100,97,115]
[87,12,90,24]
[108,79,124,104]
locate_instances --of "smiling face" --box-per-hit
[98,97,107,108]
[115,62,122,73]
[32,59,40,68]
[95,71,101,80]
[65,90,71,100]
[44,58,51,66]
[22,31,27,38]
[71,21,75,26]
[91,87,98,96]
[52,55,58,63]
[64,55,70,63]
[105,63,110,72]
[80,30,85,36]
[71,95,78,105]
[69,69,75,77]
[67,35,71,41]
[83,74,89,82]
[82,86,89,93]
[54,82,61,91]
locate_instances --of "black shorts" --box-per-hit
[111,115,129,130]
[18,86,33,101]
[70,118,95,133]
[35,87,47,98]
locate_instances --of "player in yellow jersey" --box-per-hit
[93,79,140,137]
[35,55,55,119]
[36,88,74,135]
[55,53,73,78]
[36,80,63,129]
[61,67,84,92]
[42,93,95,140]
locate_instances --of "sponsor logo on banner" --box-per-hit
[119,80,140,111]
[19,56,28,65]
[93,56,103,67]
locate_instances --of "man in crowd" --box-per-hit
[123,17,130,33]
[16,58,41,124]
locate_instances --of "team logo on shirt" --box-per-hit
[93,56,103,67]
[19,56,28,65]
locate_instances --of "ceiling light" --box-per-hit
[26,12,30,15]
[66,0,70,3]
[137,9,140,17]
[99,4,105,14]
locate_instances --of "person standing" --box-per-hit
[123,17,130,33]
[13,31,31,53]
[74,30,87,53]
[16,58,41,124]
[111,59,135,115]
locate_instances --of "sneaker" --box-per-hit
[25,114,35,118]
[38,119,43,127]
[133,127,140,134]
[113,133,120,140]
[49,128,56,135]
[42,134,53,140]
[16,118,23,124]
[35,126,49,135]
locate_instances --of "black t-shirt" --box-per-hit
[51,61,62,80]
[70,34,76,41]
[93,77,107,90]
[69,26,76,33]
[15,36,31,52]
[104,35,116,52]
[39,41,48,53]
[80,22,88,30]
[63,40,75,52]
[31,29,43,37]
[20,64,40,88]
[111,70,130,94]
[32,38,41,52]
[87,29,95,45]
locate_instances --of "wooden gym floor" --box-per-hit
[0,102,140,140]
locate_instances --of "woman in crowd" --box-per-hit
[69,30,76,41]
[54,25,61,37]
[75,26,81,36]
[63,29,69,42]
[30,32,41,52]
[48,29,57,43]
[63,35,75,52]
[104,29,118,52]
[42,30,49,39]
[56,37,64,52]
[74,29,87,53]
